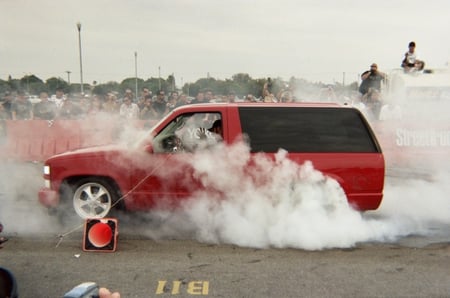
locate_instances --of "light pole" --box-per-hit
[171,73,175,91]
[158,66,161,90]
[76,22,84,95]
[135,51,138,101]
[25,73,30,94]
[65,70,71,84]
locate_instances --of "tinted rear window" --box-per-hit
[238,107,379,153]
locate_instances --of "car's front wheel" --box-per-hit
[73,180,115,219]
[59,177,121,221]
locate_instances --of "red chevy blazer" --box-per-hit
[38,103,385,220]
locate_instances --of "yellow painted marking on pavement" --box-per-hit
[155,280,210,295]
[172,280,181,294]
[187,281,209,295]
[155,280,166,294]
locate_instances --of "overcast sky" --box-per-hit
[1,0,449,86]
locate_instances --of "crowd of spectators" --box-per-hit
[0,85,293,123]
[0,81,400,129]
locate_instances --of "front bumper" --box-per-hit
[38,188,60,208]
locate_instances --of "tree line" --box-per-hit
[0,73,358,99]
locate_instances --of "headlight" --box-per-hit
[43,165,50,175]
[44,179,51,188]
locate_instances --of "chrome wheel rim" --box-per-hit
[73,182,112,219]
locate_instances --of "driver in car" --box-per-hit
[195,119,223,147]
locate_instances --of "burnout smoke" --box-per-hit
[0,161,60,236]
[0,97,448,250]
[180,143,363,250]
[145,140,444,250]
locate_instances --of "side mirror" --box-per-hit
[144,143,154,154]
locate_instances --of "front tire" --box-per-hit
[60,177,121,221]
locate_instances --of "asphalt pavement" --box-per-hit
[0,234,449,297]
[0,162,449,297]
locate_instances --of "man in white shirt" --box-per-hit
[50,88,66,109]
[119,96,139,119]
[401,41,425,72]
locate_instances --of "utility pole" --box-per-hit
[158,66,161,90]
[134,51,138,101]
[76,22,84,95]
[66,71,71,84]
[172,73,175,91]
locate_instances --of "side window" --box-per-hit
[153,112,222,153]
[239,107,379,153]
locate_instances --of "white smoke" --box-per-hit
[118,139,450,250]
[0,161,61,236]
[181,144,358,249]
[380,171,450,224]
[140,140,447,250]
[0,97,448,250]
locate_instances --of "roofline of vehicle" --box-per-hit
[177,102,343,109]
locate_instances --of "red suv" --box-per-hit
[39,103,385,220]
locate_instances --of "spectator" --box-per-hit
[167,91,179,111]
[86,96,103,116]
[152,90,169,118]
[78,95,92,114]
[263,78,278,102]
[57,95,85,119]
[226,91,236,103]
[244,94,256,102]
[139,95,157,120]
[0,101,10,120]
[204,90,214,103]
[122,88,135,102]
[262,78,275,102]
[0,102,11,120]
[33,91,57,120]
[1,91,13,118]
[175,93,190,108]
[103,93,119,114]
[279,90,295,102]
[11,90,33,120]
[362,88,383,121]
[262,88,277,103]
[210,94,221,103]
[137,96,146,112]
[359,63,387,95]
[50,87,66,109]
[190,90,206,104]
[401,41,425,72]
[0,222,7,247]
[119,96,140,119]
[0,103,8,138]
[137,88,151,110]
[139,87,152,102]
